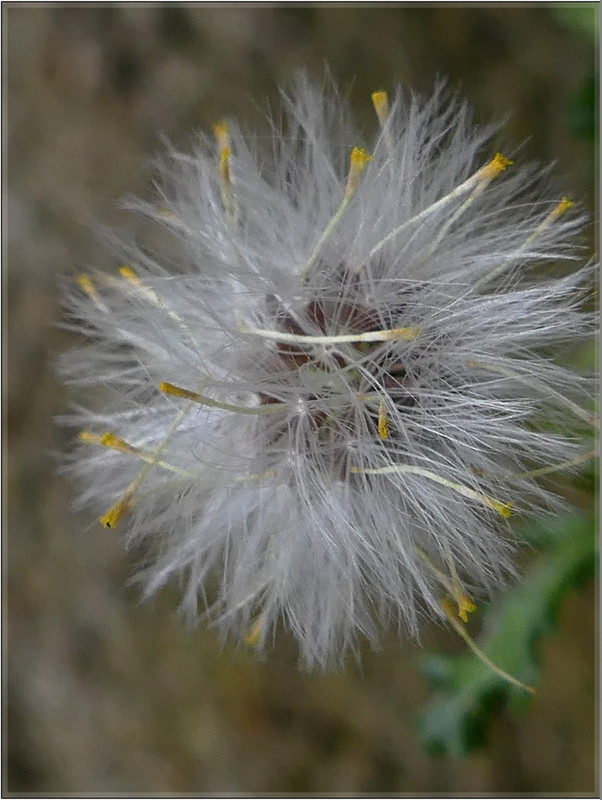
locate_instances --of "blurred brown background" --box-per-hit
[5,5,598,795]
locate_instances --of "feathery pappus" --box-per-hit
[61,75,597,669]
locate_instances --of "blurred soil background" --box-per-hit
[4,4,598,796]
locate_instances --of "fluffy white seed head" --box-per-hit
[60,74,597,668]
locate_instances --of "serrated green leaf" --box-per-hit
[416,512,597,758]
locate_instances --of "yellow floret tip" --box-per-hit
[245,616,263,648]
[79,430,103,445]
[119,265,141,285]
[76,273,94,292]
[385,326,421,341]
[100,496,131,529]
[100,432,135,455]
[371,91,390,126]
[492,152,513,171]
[371,90,388,107]
[481,152,513,181]
[350,146,373,169]
[554,196,575,217]
[219,147,232,181]
[488,499,514,518]
[160,381,183,397]
[212,120,231,150]
[457,594,477,623]
[378,397,389,440]
[344,147,372,200]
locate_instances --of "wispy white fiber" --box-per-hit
[60,74,597,668]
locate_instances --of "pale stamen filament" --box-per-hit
[213,120,237,224]
[159,381,288,415]
[76,274,108,313]
[508,447,599,480]
[96,398,195,528]
[350,463,513,518]
[422,160,510,261]
[81,430,278,522]
[237,321,420,345]
[476,197,575,288]
[357,153,513,272]
[79,431,196,478]
[414,546,476,622]
[440,540,477,622]
[118,266,186,326]
[371,90,393,152]
[440,598,535,694]
[300,146,372,282]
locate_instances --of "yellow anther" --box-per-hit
[76,274,107,312]
[378,397,389,440]
[213,121,232,180]
[100,432,137,454]
[219,146,232,183]
[457,594,477,623]
[245,615,264,648]
[551,196,574,219]
[371,91,390,128]
[213,121,235,219]
[99,493,132,529]
[80,429,138,457]
[159,381,287,416]
[385,326,421,341]
[481,152,513,181]
[300,146,372,281]
[440,597,535,694]
[344,146,373,200]
[119,265,141,286]
[79,431,103,446]
[76,273,95,296]
[160,381,193,401]
[117,264,163,307]
[485,498,513,518]
[212,120,231,153]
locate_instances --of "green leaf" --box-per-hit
[567,72,599,142]
[416,512,597,758]
[552,5,599,42]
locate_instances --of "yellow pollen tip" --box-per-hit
[159,381,194,401]
[119,265,141,285]
[79,430,103,445]
[482,152,513,181]
[99,496,131,529]
[440,597,457,618]
[350,146,373,169]
[245,616,264,648]
[488,499,514,518]
[385,326,421,341]
[212,120,231,151]
[76,274,107,312]
[345,146,373,199]
[378,397,389,440]
[457,595,477,623]
[553,196,575,218]
[100,432,136,455]
[371,91,390,126]
[76,273,94,292]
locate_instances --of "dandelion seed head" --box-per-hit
[61,74,597,668]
